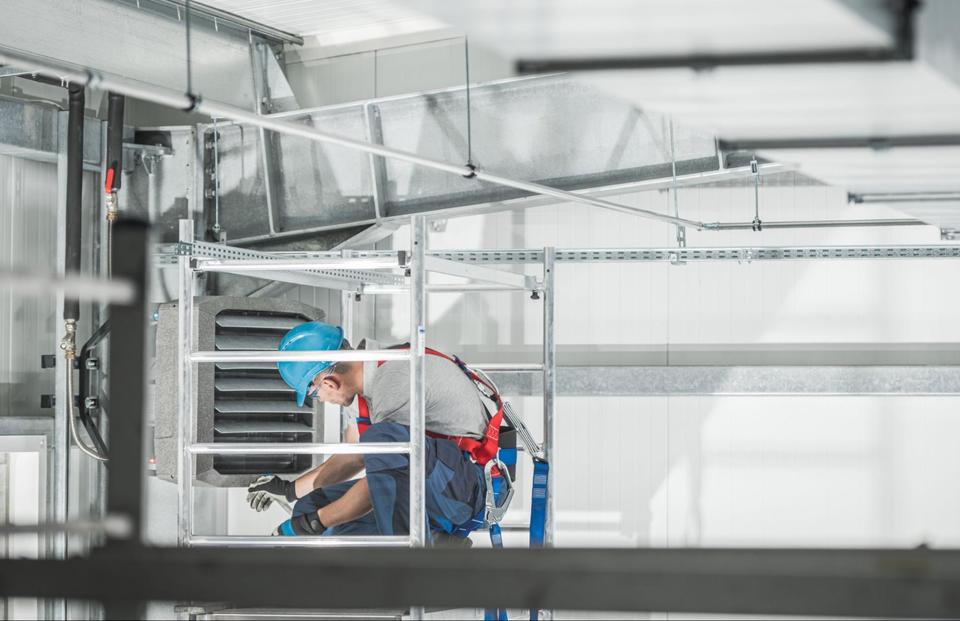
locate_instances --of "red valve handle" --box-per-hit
[104,167,116,195]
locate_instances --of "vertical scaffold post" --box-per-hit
[49,110,70,621]
[543,247,557,548]
[409,215,427,620]
[177,220,196,546]
[335,278,356,444]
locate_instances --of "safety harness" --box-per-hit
[356,347,504,467]
[356,347,547,621]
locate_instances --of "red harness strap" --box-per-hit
[355,348,504,466]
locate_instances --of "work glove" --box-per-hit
[246,475,297,512]
[273,513,325,537]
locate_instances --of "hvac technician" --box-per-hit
[245,321,495,542]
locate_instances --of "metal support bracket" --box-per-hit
[423,256,537,290]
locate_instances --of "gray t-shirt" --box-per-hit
[361,351,489,439]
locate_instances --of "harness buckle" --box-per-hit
[483,458,515,525]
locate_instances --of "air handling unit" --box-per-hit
[155,296,325,487]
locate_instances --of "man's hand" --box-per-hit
[247,475,297,512]
[273,513,325,537]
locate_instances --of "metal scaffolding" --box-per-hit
[175,217,557,558]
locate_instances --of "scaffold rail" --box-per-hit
[159,243,960,268]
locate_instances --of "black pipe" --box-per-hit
[64,83,85,321]
[106,93,124,193]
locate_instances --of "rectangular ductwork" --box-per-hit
[203,75,721,243]
[155,296,326,487]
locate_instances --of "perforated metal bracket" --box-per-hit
[184,241,406,291]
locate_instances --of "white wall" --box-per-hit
[367,179,960,553]
[216,171,960,560]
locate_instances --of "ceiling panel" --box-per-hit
[199,0,448,45]
[399,0,896,58]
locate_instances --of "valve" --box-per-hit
[59,319,77,362]
[104,167,119,224]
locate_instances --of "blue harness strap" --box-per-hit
[529,459,549,548]
[484,476,508,621]
[528,459,550,620]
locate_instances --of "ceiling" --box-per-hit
[183,0,960,230]
[397,0,960,230]
[198,0,449,48]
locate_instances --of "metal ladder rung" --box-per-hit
[192,349,411,363]
[188,535,411,548]
[188,442,411,455]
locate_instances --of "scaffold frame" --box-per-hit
[174,217,558,582]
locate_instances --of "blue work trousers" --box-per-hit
[292,422,486,537]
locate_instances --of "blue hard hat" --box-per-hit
[277,321,344,407]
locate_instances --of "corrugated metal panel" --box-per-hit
[214,400,309,414]
[215,314,302,330]
[214,377,290,393]
[214,334,283,351]
[214,420,312,434]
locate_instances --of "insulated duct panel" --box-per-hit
[0,0,259,111]
[208,75,720,243]
[155,297,325,487]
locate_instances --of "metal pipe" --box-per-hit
[408,216,427,621]
[475,168,702,228]
[146,154,160,223]
[105,94,124,192]
[0,269,135,303]
[177,220,195,546]
[50,110,70,621]
[850,191,960,204]
[702,218,927,231]
[542,247,556,548]
[474,363,545,372]
[188,535,411,548]
[193,257,404,272]
[0,47,701,230]
[66,366,107,462]
[63,83,84,322]
[669,120,686,247]
[211,119,221,236]
[338,282,356,445]
[188,443,410,455]
[249,36,278,236]
[408,216,427,557]
[190,349,411,363]
[0,518,131,539]
[105,93,125,278]
[363,284,531,294]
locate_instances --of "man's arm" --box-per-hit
[293,453,364,498]
[318,477,372,527]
